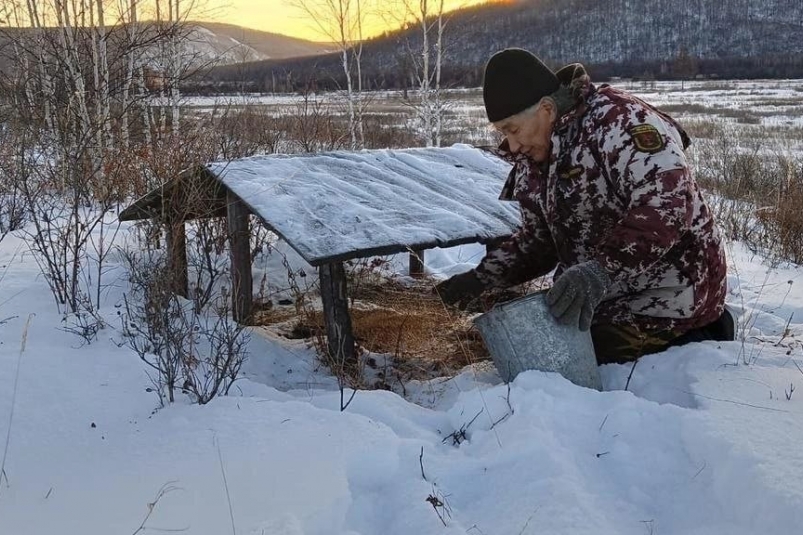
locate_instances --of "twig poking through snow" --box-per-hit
[425,489,451,526]
[792,359,803,377]
[215,437,237,535]
[776,312,795,347]
[518,508,539,535]
[677,389,789,412]
[0,314,33,495]
[491,383,515,429]
[625,359,639,391]
[599,414,609,432]
[419,447,427,481]
[131,482,185,535]
[435,299,504,449]
[442,410,483,446]
[692,461,707,480]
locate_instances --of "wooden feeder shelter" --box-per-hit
[119,145,520,367]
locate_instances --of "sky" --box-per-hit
[198,0,495,41]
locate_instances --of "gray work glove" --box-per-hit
[546,261,611,331]
[435,270,486,310]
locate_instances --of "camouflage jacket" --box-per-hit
[476,66,727,335]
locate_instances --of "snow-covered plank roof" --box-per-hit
[207,145,519,266]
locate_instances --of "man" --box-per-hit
[436,48,733,364]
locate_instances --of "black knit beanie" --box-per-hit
[483,49,560,122]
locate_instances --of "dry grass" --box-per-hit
[254,279,491,382]
[755,177,803,264]
[251,304,299,326]
[349,282,489,376]
[691,121,803,264]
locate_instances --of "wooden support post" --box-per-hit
[165,220,188,298]
[319,262,357,370]
[227,190,253,324]
[409,249,425,279]
[485,237,506,255]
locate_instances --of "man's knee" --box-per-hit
[591,323,678,365]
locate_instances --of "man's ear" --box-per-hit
[540,97,558,121]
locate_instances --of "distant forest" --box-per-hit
[198,0,803,93]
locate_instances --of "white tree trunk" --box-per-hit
[434,0,445,148]
[56,0,95,187]
[170,0,181,136]
[354,0,364,148]
[420,0,432,148]
[96,0,113,150]
[342,48,357,151]
[290,0,362,149]
[24,0,58,146]
[90,3,106,172]
[121,48,133,147]
[138,65,153,149]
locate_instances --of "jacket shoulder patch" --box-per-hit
[628,124,665,153]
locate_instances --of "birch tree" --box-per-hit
[0,0,198,318]
[291,0,367,150]
[393,0,449,147]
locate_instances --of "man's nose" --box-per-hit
[507,136,521,153]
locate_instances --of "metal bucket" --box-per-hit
[473,291,602,390]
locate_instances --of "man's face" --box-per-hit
[494,102,556,162]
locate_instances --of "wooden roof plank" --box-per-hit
[207,145,519,266]
[119,146,519,265]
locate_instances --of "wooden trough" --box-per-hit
[119,145,519,367]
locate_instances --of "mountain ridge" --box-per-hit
[205,0,803,90]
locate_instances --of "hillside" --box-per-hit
[190,22,334,60]
[207,0,803,90]
[0,22,333,71]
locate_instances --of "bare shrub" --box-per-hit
[693,123,803,264]
[361,113,420,149]
[120,245,250,406]
[755,163,803,264]
[120,247,186,405]
[0,132,26,239]
[658,103,714,115]
[278,89,349,153]
[14,142,119,315]
[720,108,762,124]
[345,256,393,305]
[0,1,206,331]
[186,217,229,312]
[683,120,721,139]
[210,103,285,159]
[182,290,250,405]
[61,299,106,346]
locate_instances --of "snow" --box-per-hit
[208,145,519,265]
[3,78,803,532]
[1,218,803,534]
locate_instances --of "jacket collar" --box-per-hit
[552,63,594,133]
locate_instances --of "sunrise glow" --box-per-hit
[198,0,497,41]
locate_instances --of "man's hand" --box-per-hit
[546,261,611,331]
[434,270,486,310]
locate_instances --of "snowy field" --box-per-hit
[1,80,803,534]
[180,79,803,145]
[1,228,803,534]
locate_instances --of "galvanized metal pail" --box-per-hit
[473,291,602,390]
